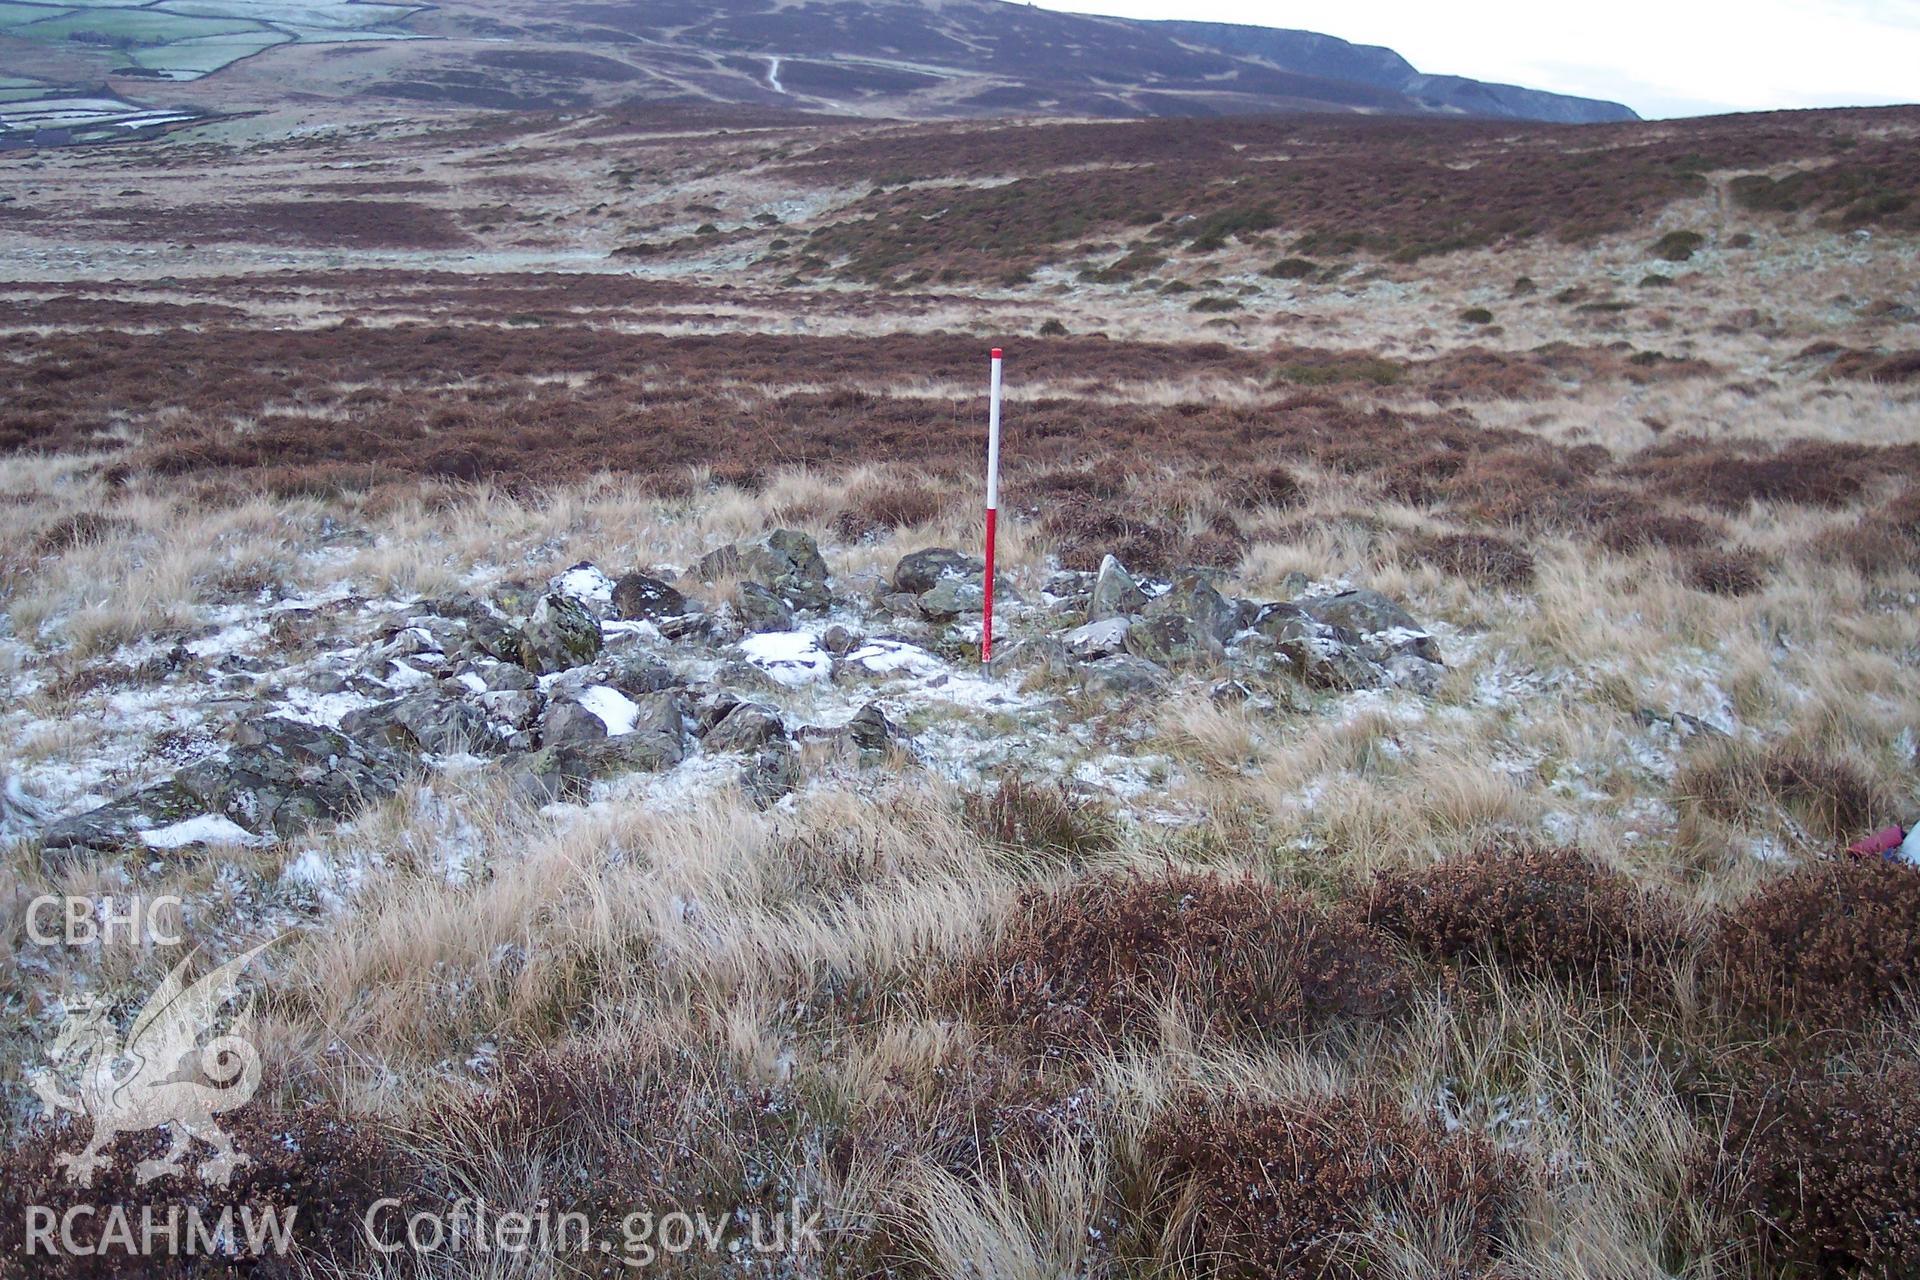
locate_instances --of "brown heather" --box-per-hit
[0,1100,404,1278]
[1699,1062,1920,1275]
[1362,844,1686,989]
[964,868,1411,1052]
[1144,1089,1519,1280]
[1707,860,1920,1029]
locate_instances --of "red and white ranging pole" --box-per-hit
[982,347,1003,664]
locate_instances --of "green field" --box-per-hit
[0,3,73,28]
[159,0,423,30]
[23,7,267,42]
[0,0,424,94]
[121,29,289,75]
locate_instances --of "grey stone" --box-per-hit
[540,699,610,746]
[1088,555,1148,622]
[1079,654,1170,697]
[822,624,864,656]
[735,582,796,633]
[692,529,831,612]
[1123,614,1225,668]
[597,649,676,697]
[477,689,542,732]
[342,691,496,756]
[916,576,985,620]
[742,740,798,809]
[41,781,203,853]
[991,636,1073,678]
[1304,590,1440,663]
[893,547,982,595]
[704,702,786,753]
[170,718,407,839]
[517,593,603,674]
[610,571,689,621]
[1062,616,1133,659]
[845,702,905,760]
[1383,655,1445,696]
[627,692,687,743]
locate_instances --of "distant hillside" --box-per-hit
[0,0,1638,144]
[1152,20,1637,123]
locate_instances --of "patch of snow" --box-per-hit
[382,661,433,690]
[737,631,832,686]
[455,671,488,695]
[552,564,615,609]
[844,640,944,678]
[276,686,379,730]
[139,814,261,849]
[577,684,641,735]
[282,847,335,886]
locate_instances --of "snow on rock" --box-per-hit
[577,684,641,735]
[552,563,616,610]
[737,631,832,686]
[844,640,944,678]
[139,814,263,849]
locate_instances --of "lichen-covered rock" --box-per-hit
[596,647,676,697]
[1063,616,1133,659]
[845,702,905,761]
[893,547,982,595]
[1088,555,1149,622]
[692,529,831,611]
[342,691,497,756]
[41,781,204,852]
[1079,653,1170,697]
[736,581,796,633]
[917,575,985,620]
[610,571,688,621]
[742,740,797,809]
[518,593,603,674]
[704,702,786,753]
[1304,589,1440,663]
[540,700,609,746]
[169,717,407,839]
[1123,613,1225,668]
[1144,573,1248,643]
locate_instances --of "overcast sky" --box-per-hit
[1029,0,1920,118]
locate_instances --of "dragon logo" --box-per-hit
[27,940,276,1189]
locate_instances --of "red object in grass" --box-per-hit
[1847,825,1907,858]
